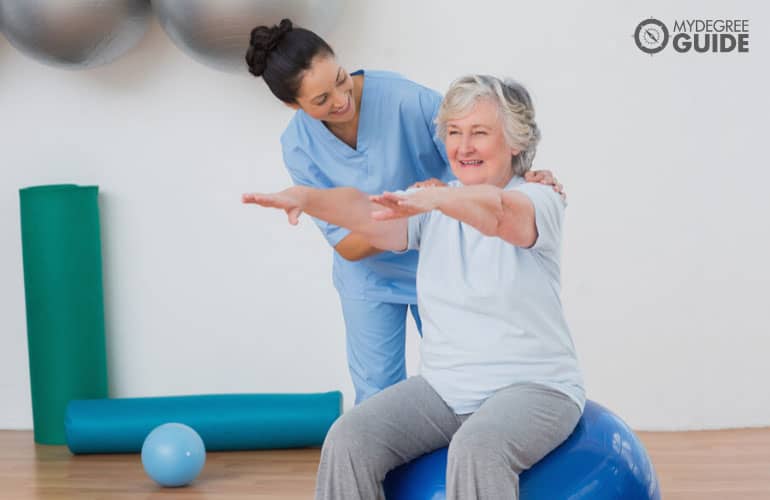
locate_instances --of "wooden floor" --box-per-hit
[2,429,770,499]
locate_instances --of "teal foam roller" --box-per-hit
[65,392,342,454]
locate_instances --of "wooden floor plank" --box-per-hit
[638,429,770,500]
[2,428,770,498]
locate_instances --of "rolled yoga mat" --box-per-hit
[65,392,343,454]
[19,184,109,445]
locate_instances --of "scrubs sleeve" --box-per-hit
[418,88,453,182]
[282,145,351,248]
[512,183,565,257]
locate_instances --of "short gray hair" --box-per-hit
[436,75,541,176]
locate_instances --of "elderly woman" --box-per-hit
[243,75,584,500]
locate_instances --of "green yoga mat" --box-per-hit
[19,184,109,445]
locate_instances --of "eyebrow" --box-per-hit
[447,123,493,129]
[311,67,344,103]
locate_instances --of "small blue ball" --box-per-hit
[141,423,206,487]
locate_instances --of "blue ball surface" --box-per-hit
[141,423,206,487]
[384,400,661,499]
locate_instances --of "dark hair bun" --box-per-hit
[246,18,293,77]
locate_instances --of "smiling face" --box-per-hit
[290,55,356,124]
[444,98,519,187]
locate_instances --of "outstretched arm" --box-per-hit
[371,185,538,248]
[333,233,384,261]
[243,186,408,252]
[408,170,564,200]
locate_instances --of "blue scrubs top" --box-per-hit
[281,70,452,304]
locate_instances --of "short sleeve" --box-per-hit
[281,143,351,247]
[406,212,430,251]
[382,187,430,252]
[417,88,453,183]
[512,182,565,256]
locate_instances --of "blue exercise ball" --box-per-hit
[141,423,206,487]
[384,400,661,500]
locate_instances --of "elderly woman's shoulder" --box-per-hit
[511,181,567,210]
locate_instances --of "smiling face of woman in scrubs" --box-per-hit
[289,55,358,124]
[246,19,358,125]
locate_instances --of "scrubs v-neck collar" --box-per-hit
[306,69,369,157]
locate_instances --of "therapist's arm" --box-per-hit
[334,233,384,261]
[372,185,537,248]
[243,186,408,252]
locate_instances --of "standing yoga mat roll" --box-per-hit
[65,392,343,454]
[19,184,109,445]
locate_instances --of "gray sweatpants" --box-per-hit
[315,375,581,500]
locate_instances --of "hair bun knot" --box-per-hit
[246,18,293,77]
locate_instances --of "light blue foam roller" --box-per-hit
[65,392,342,454]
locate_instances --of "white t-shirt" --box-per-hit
[407,177,585,414]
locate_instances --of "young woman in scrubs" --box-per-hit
[245,19,563,404]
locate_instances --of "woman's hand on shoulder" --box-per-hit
[524,169,566,201]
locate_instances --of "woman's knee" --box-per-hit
[448,426,510,467]
[322,412,371,459]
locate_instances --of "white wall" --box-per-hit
[2,1,768,431]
